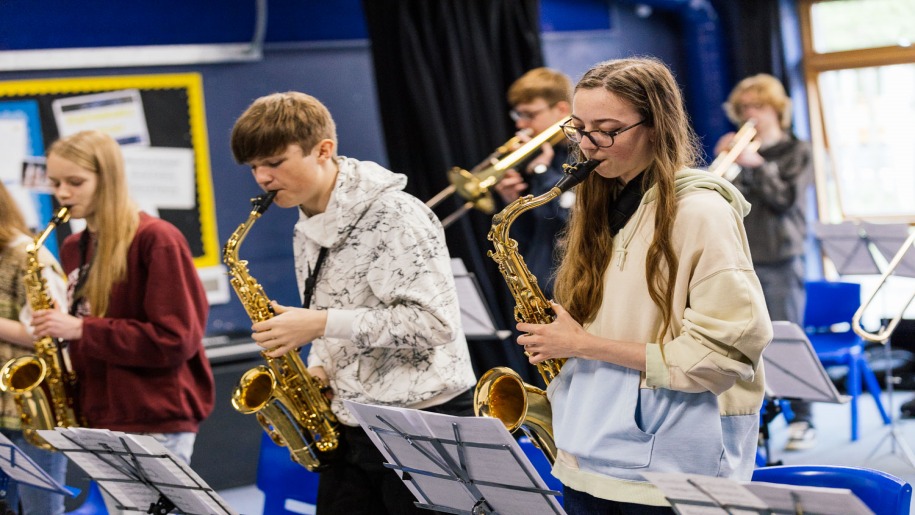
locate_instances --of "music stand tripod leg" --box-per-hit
[865,338,915,469]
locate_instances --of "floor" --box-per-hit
[214,390,915,515]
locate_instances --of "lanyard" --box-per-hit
[69,231,93,316]
[302,247,329,309]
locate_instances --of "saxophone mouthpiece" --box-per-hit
[555,159,602,193]
[51,206,72,225]
[252,190,278,214]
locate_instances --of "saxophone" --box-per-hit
[224,191,340,471]
[473,159,601,464]
[0,207,81,451]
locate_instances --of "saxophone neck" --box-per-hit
[490,189,561,242]
[223,191,277,265]
[490,158,601,242]
[26,206,70,255]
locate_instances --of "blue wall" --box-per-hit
[0,1,715,338]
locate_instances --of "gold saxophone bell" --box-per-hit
[0,356,48,392]
[474,366,557,463]
[709,120,760,180]
[426,120,567,228]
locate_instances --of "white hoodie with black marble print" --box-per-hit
[294,156,477,426]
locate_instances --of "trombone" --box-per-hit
[426,119,566,228]
[852,231,915,343]
[709,120,760,180]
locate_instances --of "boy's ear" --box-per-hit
[317,139,335,160]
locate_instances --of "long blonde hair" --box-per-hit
[0,182,30,248]
[553,57,701,336]
[48,130,138,316]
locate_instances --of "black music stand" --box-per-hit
[37,428,236,515]
[345,400,565,514]
[815,221,915,468]
[451,258,512,341]
[0,432,73,514]
[814,221,889,276]
[642,471,873,515]
[759,322,848,466]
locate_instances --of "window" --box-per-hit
[799,0,915,222]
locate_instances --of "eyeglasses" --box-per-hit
[509,107,550,122]
[561,119,646,148]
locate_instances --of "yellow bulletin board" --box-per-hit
[0,73,219,267]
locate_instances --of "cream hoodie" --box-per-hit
[549,168,772,506]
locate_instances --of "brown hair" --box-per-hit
[507,67,572,107]
[554,57,700,337]
[48,130,138,316]
[231,91,338,163]
[0,182,30,248]
[723,73,793,129]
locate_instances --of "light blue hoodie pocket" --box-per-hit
[549,359,654,469]
[549,358,725,478]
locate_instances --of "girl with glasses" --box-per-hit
[514,57,772,514]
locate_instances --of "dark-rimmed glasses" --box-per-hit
[561,119,646,148]
[509,107,550,122]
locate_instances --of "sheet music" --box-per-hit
[38,428,237,515]
[346,400,565,514]
[643,472,876,515]
[0,432,70,495]
[642,472,767,514]
[745,482,874,515]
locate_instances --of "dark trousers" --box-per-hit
[316,389,474,515]
[757,256,812,425]
[564,487,675,515]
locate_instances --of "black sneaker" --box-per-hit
[901,398,915,419]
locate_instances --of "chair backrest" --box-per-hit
[256,432,319,507]
[752,465,912,515]
[804,280,862,330]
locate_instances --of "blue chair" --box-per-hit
[804,280,890,440]
[752,465,912,515]
[65,481,107,514]
[256,432,320,515]
[517,436,563,505]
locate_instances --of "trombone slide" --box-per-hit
[852,231,915,343]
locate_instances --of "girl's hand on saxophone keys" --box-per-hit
[30,309,83,340]
[252,302,327,358]
[516,301,588,364]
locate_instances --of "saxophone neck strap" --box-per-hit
[69,231,93,316]
[302,246,329,309]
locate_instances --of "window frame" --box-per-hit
[798,0,915,223]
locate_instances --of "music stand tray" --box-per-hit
[38,427,237,515]
[642,471,874,515]
[765,322,847,404]
[0,431,72,499]
[814,222,883,276]
[345,400,565,514]
[451,258,512,341]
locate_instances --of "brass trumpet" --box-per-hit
[709,120,760,180]
[426,120,566,228]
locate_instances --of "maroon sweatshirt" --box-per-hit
[60,213,214,433]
